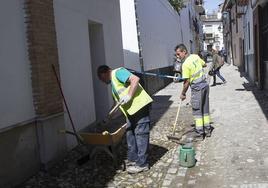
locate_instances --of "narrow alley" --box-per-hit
[21,64,268,188]
[2,0,268,187]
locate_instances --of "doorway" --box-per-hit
[261,3,268,90]
[239,38,245,72]
[88,22,110,121]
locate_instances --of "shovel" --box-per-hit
[100,101,122,125]
[108,102,122,118]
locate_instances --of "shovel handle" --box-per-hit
[108,102,122,117]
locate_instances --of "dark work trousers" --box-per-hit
[191,83,210,133]
[126,105,150,167]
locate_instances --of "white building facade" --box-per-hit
[202,13,224,52]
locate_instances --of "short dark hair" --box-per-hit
[175,44,188,53]
[97,65,111,78]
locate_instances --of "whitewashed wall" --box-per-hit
[119,0,140,71]
[54,0,124,147]
[120,0,199,71]
[135,0,184,71]
[0,0,35,129]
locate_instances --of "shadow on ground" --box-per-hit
[237,71,268,120]
[242,82,268,120]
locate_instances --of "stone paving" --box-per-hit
[172,65,268,188]
[21,64,268,188]
[22,76,194,188]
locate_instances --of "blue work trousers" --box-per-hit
[213,67,226,83]
[126,105,150,167]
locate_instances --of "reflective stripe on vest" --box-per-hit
[111,68,153,116]
[191,68,206,84]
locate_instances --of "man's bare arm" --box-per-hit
[182,79,190,96]
[127,74,140,98]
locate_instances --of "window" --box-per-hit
[206,33,213,38]
[248,22,250,49]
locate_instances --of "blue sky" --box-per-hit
[203,0,224,13]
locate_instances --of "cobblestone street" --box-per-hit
[3,0,268,187]
[21,65,268,188]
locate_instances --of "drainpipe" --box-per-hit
[179,13,184,43]
[133,0,147,89]
[229,5,235,66]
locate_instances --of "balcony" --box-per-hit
[237,5,246,18]
[237,0,249,6]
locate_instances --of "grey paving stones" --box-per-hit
[21,65,268,187]
[167,167,178,174]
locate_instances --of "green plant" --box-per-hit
[168,0,186,13]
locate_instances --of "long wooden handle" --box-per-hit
[172,100,182,135]
[108,102,121,117]
[52,64,80,144]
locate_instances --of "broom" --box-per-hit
[167,100,182,141]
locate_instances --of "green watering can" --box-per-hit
[179,143,196,168]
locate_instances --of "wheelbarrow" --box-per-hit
[60,123,127,169]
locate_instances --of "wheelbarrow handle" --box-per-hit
[59,129,84,144]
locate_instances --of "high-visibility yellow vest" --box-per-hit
[182,54,206,84]
[111,68,153,116]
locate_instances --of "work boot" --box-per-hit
[193,132,204,141]
[127,165,149,174]
[205,126,214,137]
[193,129,205,141]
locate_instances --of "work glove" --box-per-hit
[119,94,131,105]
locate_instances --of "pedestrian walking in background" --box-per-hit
[175,44,213,140]
[210,46,226,86]
[97,65,153,174]
[220,47,227,63]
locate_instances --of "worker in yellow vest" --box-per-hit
[175,44,213,140]
[97,65,153,174]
